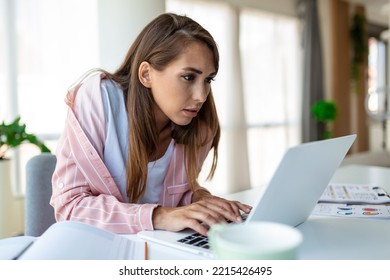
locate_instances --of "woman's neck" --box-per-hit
[148,120,172,162]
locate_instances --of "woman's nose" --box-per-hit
[193,84,209,102]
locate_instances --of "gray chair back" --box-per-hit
[25,153,57,236]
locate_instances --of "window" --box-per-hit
[366,23,388,150]
[0,0,99,194]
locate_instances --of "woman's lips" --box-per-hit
[183,108,198,117]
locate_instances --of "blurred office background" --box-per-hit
[0,0,388,237]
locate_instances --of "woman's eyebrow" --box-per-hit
[182,67,217,77]
[182,67,203,74]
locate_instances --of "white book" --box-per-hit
[0,221,145,260]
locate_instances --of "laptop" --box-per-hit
[137,134,356,258]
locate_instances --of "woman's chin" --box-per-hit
[172,118,193,127]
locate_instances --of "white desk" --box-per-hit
[298,164,390,259]
[127,165,390,260]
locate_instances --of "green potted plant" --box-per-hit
[350,12,367,87]
[0,116,51,160]
[311,100,337,139]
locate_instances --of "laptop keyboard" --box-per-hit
[176,214,248,250]
[177,232,210,249]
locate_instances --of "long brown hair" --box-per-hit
[104,13,220,203]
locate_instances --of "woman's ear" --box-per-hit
[138,61,152,88]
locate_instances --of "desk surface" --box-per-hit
[129,165,390,260]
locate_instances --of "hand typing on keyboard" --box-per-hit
[152,192,252,236]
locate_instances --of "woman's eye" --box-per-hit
[182,74,195,81]
[205,77,215,84]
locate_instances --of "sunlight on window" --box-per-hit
[1,0,99,194]
[16,0,99,135]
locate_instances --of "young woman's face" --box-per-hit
[147,41,216,128]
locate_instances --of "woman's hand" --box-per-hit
[152,195,252,236]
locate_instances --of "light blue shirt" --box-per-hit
[100,79,173,203]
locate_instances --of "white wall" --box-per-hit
[97,0,165,71]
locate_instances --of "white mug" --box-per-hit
[208,221,303,260]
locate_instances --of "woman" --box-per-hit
[51,13,251,236]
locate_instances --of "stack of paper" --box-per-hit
[313,184,390,219]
